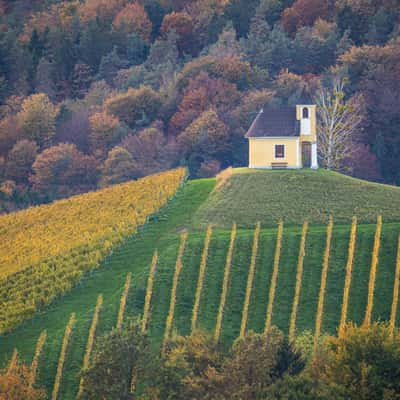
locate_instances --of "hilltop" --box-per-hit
[0,0,399,214]
[1,169,400,399]
[194,168,400,228]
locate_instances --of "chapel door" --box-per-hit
[301,142,311,168]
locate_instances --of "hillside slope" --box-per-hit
[194,169,400,228]
[1,170,400,399]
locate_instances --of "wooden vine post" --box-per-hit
[163,231,187,350]
[314,217,333,350]
[364,215,382,327]
[214,223,237,342]
[289,221,308,341]
[339,216,357,336]
[265,221,284,332]
[240,222,260,338]
[191,225,213,333]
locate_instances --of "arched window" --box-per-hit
[302,107,309,119]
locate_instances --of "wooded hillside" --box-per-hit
[0,0,399,212]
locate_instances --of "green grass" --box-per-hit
[1,169,400,399]
[193,168,400,228]
[0,178,215,399]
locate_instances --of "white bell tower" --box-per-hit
[300,106,311,136]
[297,104,318,169]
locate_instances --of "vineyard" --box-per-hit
[0,167,186,333]
[1,170,400,399]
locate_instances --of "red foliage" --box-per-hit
[160,12,197,55]
[169,72,240,135]
[0,116,20,157]
[345,143,382,182]
[30,143,98,199]
[78,0,128,23]
[282,0,332,36]
[198,159,221,178]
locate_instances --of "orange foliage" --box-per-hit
[213,55,253,85]
[89,111,120,154]
[177,109,228,155]
[282,0,331,36]
[160,12,196,54]
[30,143,97,199]
[78,0,127,23]
[19,2,80,43]
[112,2,152,42]
[0,364,46,400]
[170,72,240,134]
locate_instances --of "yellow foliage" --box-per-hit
[214,223,237,342]
[390,236,400,336]
[240,222,260,338]
[339,216,357,337]
[314,217,333,350]
[0,168,186,333]
[265,221,283,332]
[289,221,308,341]
[364,215,382,327]
[163,231,188,350]
[29,331,47,387]
[191,225,213,333]
[51,313,75,400]
[142,250,158,333]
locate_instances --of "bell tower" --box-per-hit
[296,105,318,169]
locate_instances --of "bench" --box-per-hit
[271,162,288,169]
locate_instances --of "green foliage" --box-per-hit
[159,330,223,399]
[78,318,150,400]
[105,86,162,128]
[98,46,128,85]
[323,322,400,400]
[99,146,139,187]
[17,94,58,148]
[266,375,348,400]
[224,328,304,398]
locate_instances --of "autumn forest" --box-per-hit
[0,0,399,213]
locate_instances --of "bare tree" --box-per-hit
[315,76,364,170]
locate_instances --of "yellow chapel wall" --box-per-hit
[248,137,301,168]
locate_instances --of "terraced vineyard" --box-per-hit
[2,170,400,399]
[0,168,186,334]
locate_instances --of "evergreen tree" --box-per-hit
[71,63,93,99]
[79,18,114,71]
[98,47,128,85]
[28,29,46,89]
[126,33,149,66]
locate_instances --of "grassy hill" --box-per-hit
[1,169,400,399]
[194,168,400,228]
